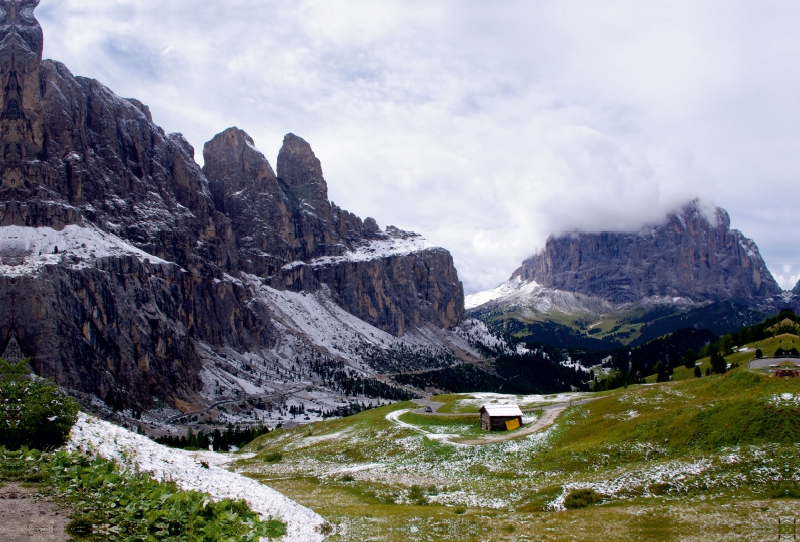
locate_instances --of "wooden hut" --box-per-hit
[480,404,524,431]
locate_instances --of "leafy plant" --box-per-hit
[0,359,79,450]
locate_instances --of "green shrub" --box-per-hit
[564,488,602,509]
[0,359,79,450]
[264,452,283,463]
[409,484,429,505]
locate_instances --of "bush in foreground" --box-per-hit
[0,359,79,450]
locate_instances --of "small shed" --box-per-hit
[480,404,524,431]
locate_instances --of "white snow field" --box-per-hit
[0,223,170,276]
[69,413,326,542]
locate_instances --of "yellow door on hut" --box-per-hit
[505,418,521,430]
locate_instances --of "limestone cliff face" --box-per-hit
[0,1,465,411]
[513,203,781,307]
[203,128,464,336]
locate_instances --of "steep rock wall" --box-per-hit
[513,203,782,307]
[0,1,466,410]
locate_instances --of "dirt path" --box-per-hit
[0,484,71,542]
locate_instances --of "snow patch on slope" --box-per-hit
[282,231,434,271]
[466,276,613,315]
[181,277,485,416]
[69,413,326,542]
[465,277,528,310]
[247,277,480,362]
[454,318,512,355]
[0,224,170,277]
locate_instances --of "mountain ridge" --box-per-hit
[0,1,472,419]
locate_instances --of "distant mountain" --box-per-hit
[468,202,787,349]
[515,202,781,306]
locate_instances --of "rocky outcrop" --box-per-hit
[202,128,366,275]
[203,128,464,336]
[0,1,465,411]
[513,203,782,308]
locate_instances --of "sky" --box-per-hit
[36,0,800,293]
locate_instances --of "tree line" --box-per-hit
[153,425,271,451]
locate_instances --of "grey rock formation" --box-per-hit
[0,2,465,412]
[513,203,781,308]
[203,128,464,336]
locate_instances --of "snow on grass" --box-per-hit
[549,458,714,511]
[605,409,640,421]
[68,413,326,542]
[0,224,170,276]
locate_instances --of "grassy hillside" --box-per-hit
[232,341,800,540]
[647,333,800,383]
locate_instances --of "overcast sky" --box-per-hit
[37,0,800,293]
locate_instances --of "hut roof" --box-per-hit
[481,404,523,417]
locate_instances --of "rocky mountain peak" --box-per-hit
[511,200,781,308]
[203,127,280,215]
[276,133,331,222]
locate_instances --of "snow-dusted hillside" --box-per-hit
[466,276,616,316]
[69,413,327,542]
[0,223,170,276]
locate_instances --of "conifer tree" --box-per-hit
[683,349,698,370]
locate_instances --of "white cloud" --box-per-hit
[37,0,800,293]
[775,265,800,291]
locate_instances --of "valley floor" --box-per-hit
[231,366,800,541]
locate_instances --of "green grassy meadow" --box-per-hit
[233,338,800,541]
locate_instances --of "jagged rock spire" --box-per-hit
[0,0,43,58]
